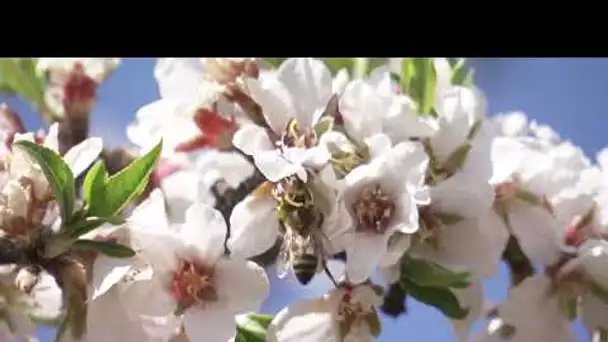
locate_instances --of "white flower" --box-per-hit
[266,284,383,342]
[127,192,270,342]
[407,85,508,279]
[233,58,334,182]
[128,58,247,160]
[474,275,575,342]
[339,141,429,284]
[492,111,529,138]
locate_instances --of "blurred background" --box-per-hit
[4,58,608,341]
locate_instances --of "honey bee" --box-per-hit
[273,176,332,285]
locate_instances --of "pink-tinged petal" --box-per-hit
[277,58,332,129]
[120,275,176,317]
[215,259,270,314]
[228,195,280,259]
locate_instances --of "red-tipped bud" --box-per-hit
[150,159,183,188]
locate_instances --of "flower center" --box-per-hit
[279,118,317,149]
[352,185,395,234]
[171,260,217,315]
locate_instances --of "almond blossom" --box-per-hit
[338,141,429,284]
[233,57,333,183]
[123,190,270,342]
[266,283,383,342]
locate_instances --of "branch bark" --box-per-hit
[501,236,535,287]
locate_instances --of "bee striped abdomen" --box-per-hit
[292,253,318,285]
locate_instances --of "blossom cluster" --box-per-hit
[0,57,606,342]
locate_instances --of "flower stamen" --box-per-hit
[171,260,217,315]
[352,185,395,234]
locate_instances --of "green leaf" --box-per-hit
[68,215,126,239]
[13,140,75,224]
[400,58,437,115]
[82,160,109,205]
[401,255,471,289]
[400,278,469,320]
[71,239,135,258]
[558,292,578,321]
[86,141,162,218]
[442,141,472,175]
[235,313,273,342]
[0,58,52,117]
[262,58,286,69]
[313,116,334,138]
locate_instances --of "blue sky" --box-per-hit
[4,58,606,341]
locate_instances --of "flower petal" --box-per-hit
[232,124,273,156]
[215,259,270,313]
[228,195,280,259]
[346,232,388,284]
[180,202,227,263]
[339,79,385,143]
[90,255,133,301]
[267,297,338,342]
[63,137,103,178]
[244,76,294,134]
[508,204,562,266]
[184,308,237,342]
[277,58,332,128]
[451,280,484,342]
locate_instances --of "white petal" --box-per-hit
[363,133,392,160]
[232,124,273,156]
[578,239,608,286]
[154,58,206,99]
[581,292,608,332]
[332,68,350,95]
[244,77,294,134]
[30,271,63,320]
[180,202,227,263]
[228,195,280,259]
[379,233,410,267]
[498,274,574,342]
[254,149,306,183]
[451,280,484,342]
[267,297,338,342]
[184,309,236,342]
[215,259,270,313]
[44,123,60,152]
[346,232,388,284]
[319,131,355,155]
[339,79,384,143]
[129,189,170,234]
[90,255,132,300]
[63,137,103,177]
[277,58,332,128]
[508,204,562,265]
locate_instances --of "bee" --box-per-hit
[273,176,332,285]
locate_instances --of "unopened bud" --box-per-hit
[14,266,40,294]
[62,63,97,118]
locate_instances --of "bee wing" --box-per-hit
[274,238,292,279]
[310,228,334,259]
